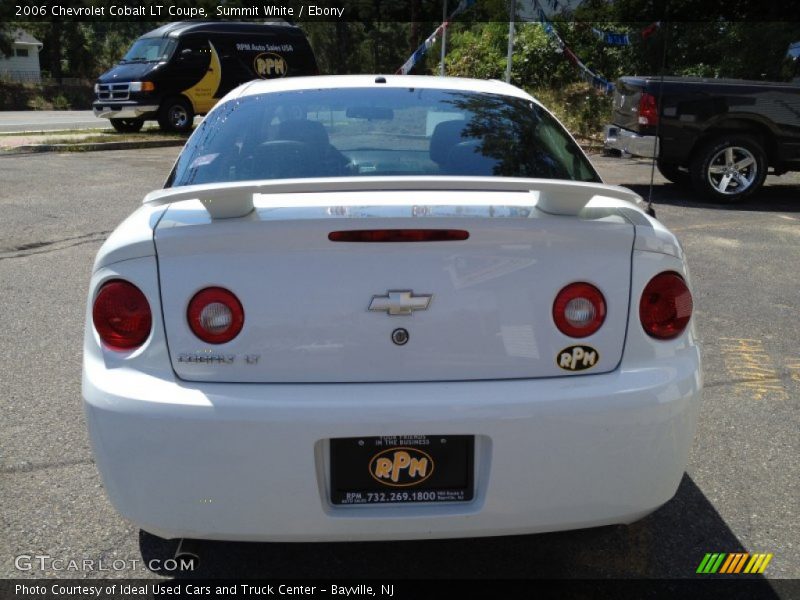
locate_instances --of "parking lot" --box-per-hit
[0,148,797,583]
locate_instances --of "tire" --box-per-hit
[656,159,689,186]
[110,118,144,133]
[689,135,767,202]
[157,97,194,133]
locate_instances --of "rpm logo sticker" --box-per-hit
[369,447,434,487]
[254,52,287,78]
[557,345,599,371]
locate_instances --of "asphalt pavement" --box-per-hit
[0,149,798,586]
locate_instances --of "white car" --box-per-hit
[83,75,701,542]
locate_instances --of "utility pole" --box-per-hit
[505,0,516,83]
[440,0,448,76]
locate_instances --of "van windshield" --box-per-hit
[783,42,800,82]
[169,87,600,187]
[121,37,177,63]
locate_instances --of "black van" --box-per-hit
[785,41,800,82]
[93,21,318,133]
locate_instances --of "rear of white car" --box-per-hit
[83,76,700,541]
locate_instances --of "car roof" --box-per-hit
[145,20,301,39]
[234,75,539,104]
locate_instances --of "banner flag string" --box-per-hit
[591,22,661,45]
[396,0,477,75]
[527,0,615,93]
[396,0,656,93]
[591,27,631,46]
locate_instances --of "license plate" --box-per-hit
[330,435,474,505]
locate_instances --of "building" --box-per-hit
[0,30,44,83]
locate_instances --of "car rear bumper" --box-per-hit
[93,102,158,120]
[604,124,659,158]
[83,345,701,542]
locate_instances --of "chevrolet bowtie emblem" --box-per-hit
[368,291,432,316]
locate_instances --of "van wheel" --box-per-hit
[158,98,194,133]
[656,159,689,186]
[690,135,767,202]
[110,118,144,133]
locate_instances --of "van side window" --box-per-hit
[179,38,211,63]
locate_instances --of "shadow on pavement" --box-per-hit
[625,182,800,213]
[138,474,779,592]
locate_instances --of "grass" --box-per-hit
[37,130,187,145]
[0,126,187,137]
[0,128,106,137]
[0,128,189,153]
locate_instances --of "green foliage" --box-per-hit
[442,22,612,139]
[23,21,159,80]
[27,95,49,111]
[52,94,70,110]
[6,11,797,137]
[87,22,163,77]
[442,21,620,88]
[304,22,370,75]
[443,22,508,80]
[531,83,612,141]
[444,19,799,85]
[510,23,569,87]
[0,81,92,111]
[440,18,798,137]
[0,24,14,57]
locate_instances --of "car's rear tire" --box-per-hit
[158,97,194,133]
[110,118,144,133]
[689,135,767,202]
[656,159,689,186]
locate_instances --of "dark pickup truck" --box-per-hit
[604,44,800,201]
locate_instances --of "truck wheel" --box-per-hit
[690,135,767,202]
[656,159,689,186]
[110,118,144,133]
[158,97,194,133]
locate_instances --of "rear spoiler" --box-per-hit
[143,176,643,219]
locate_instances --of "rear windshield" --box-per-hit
[169,87,600,187]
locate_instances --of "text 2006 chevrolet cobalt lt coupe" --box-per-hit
[83,75,701,541]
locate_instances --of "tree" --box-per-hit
[23,20,160,80]
[0,25,14,57]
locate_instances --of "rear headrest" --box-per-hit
[429,119,467,164]
[277,119,329,146]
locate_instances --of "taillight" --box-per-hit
[187,287,244,344]
[639,272,693,340]
[553,282,606,338]
[92,280,152,351]
[638,92,659,126]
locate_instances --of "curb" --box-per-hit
[1,139,186,155]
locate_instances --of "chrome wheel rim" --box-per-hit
[707,146,757,195]
[169,105,189,128]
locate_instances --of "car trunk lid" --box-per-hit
[153,183,636,383]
